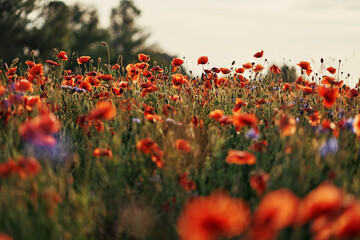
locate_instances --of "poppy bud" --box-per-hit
[101,41,107,46]
[98,57,101,63]
[321,58,324,63]
[12,58,19,65]
[89,59,94,65]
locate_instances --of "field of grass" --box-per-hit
[0,51,360,240]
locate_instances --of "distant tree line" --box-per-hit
[0,0,174,68]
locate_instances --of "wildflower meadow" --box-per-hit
[1,49,360,240]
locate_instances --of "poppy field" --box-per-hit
[1,50,360,240]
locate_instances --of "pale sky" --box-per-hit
[62,0,360,86]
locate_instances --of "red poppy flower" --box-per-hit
[25,60,35,68]
[138,53,150,62]
[318,86,340,108]
[172,74,187,88]
[297,182,344,225]
[233,98,247,113]
[0,233,13,240]
[353,114,360,137]
[98,74,114,81]
[346,89,359,98]
[209,110,224,121]
[197,56,208,65]
[248,189,299,240]
[250,173,270,195]
[112,63,120,71]
[254,50,264,58]
[332,201,360,239]
[270,64,281,74]
[79,81,92,92]
[297,61,311,70]
[172,58,184,72]
[326,67,336,74]
[242,62,253,70]
[219,67,231,74]
[175,139,191,153]
[177,192,250,240]
[276,114,296,136]
[93,148,113,158]
[179,172,196,192]
[77,56,91,64]
[150,66,164,72]
[57,51,68,60]
[46,60,60,66]
[0,85,5,96]
[235,68,245,74]
[226,150,256,165]
[19,112,61,146]
[136,138,157,154]
[88,101,116,121]
[29,64,44,76]
[233,113,258,129]
[15,79,33,92]
[253,64,264,72]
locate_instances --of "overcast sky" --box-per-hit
[62,0,360,86]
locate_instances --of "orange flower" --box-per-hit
[177,192,250,240]
[0,85,5,96]
[15,79,33,92]
[0,233,13,240]
[297,61,311,70]
[250,173,270,195]
[98,74,114,81]
[235,68,245,74]
[226,150,256,165]
[254,50,264,58]
[172,58,184,72]
[19,112,61,146]
[326,67,336,74]
[233,98,247,113]
[276,114,296,136]
[233,113,258,129]
[93,148,113,158]
[346,88,358,98]
[57,51,68,60]
[352,114,360,137]
[77,56,91,64]
[255,189,299,229]
[150,66,164,72]
[138,53,150,62]
[46,60,60,66]
[0,156,41,179]
[209,109,224,121]
[332,201,360,239]
[297,61,312,75]
[297,182,344,225]
[175,139,191,153]
[29,64,44,76]
[197,56,208,65]
[318,86,340,108]
[248,189,299,240]
[79,81,92,92]
[242,62,253,70]
[136,138,157,154]
[270,64,281,74]
[219,67,231,74]
[172,73,187,89]
[309,113,322,127]
[88,101,116,121]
